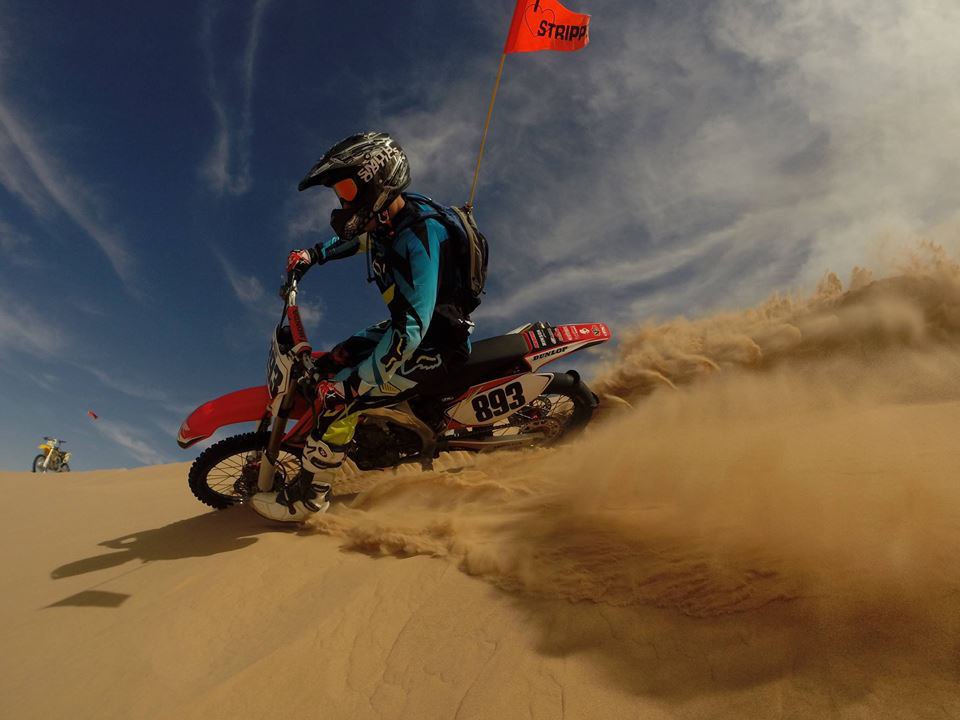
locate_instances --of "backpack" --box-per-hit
[401,193,489,314]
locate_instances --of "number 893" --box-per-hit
[471,382,527,422]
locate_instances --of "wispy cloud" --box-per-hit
[297,300,323,328]
[200,0,274,195]
[26,372,59,392]
[80,364,192,416]
[216,250,323,329]
[216,250,266,306]
[0,292,67,358]
[475,228,731,321]
[0,215,39,268]
[93,419,167,465]
[374,0,960,327]
[285,191,336,244]
[0,100,136,287]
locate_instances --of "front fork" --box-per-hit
[256,394,295,492]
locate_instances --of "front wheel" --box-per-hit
[187,433,304,510]
[32,455,46,473]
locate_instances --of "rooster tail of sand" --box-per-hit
[307,242,960,648]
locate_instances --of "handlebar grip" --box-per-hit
[290,264,310,282]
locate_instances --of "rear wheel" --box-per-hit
[60,464,71,472]
[187,433,304,510]
[32,455,46,473]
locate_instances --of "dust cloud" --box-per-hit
[307,242,960,684]
[313,245,960,616]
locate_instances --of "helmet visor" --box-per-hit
[333,178,358,205]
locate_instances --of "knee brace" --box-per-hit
[302,433,347,475]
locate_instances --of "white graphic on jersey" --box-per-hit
[404,353,442,373]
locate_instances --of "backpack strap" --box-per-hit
[448,205,486,298]
[391,193,446,236]
[392,192,488,313]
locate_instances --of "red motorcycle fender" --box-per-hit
[178,386,305,449]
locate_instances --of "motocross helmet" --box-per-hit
[298,131,411,240]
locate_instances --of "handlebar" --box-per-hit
[278,271,300,305]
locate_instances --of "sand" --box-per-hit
[4,250,960,719]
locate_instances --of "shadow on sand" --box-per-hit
[46,590,132,609]
[50,507,288,581]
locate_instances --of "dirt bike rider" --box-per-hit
[251,132,476,522]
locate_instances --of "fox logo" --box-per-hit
[382,331,407,372]
[404,353,442,373]
[371,255,388,283]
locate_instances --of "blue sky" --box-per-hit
[2,0,959,470]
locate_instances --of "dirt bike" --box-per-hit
[33,437,71,473]
[178,271,612,511]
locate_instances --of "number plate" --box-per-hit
[266,334,294,400]
[447,373,552,426]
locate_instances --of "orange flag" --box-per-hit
[503,0,591,54]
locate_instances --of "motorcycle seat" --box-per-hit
[415,332,529,400]
[442,333,530,390]
[465,333,529,371]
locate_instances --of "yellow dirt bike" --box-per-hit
[33,437,71,473]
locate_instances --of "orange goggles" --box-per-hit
[333,178,358,203]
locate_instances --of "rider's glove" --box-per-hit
[315,379,350,415]
[309,351,345,379]
[296,356,350,412]
[286,248,319,278]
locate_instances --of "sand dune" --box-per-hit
[4,248,960,719]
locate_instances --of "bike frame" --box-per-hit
[178,274,612,487]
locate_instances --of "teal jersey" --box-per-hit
[313,201,450,390]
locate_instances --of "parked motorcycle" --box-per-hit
[33,437,71,473]
[178,270,611,511]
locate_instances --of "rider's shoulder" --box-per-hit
[400,194,447,225]
[393,203,444,252]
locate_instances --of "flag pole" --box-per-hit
[466,52,507,210]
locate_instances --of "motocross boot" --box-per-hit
[250,434,345,522]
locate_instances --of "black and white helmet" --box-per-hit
[298,132,411,240]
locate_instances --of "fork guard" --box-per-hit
[177,386,312,449]
[177,387,271,449]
